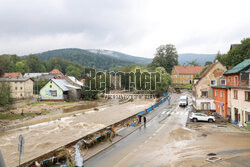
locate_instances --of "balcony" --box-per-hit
[240,79,250,87]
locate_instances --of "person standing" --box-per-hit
[143,116,147,125]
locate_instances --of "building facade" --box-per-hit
[0,78,33,99]
[171,66,204,85]
[193,61,227,111]
[40,79,81,101]
[222,59,250,126]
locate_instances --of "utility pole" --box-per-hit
[18,134,24,167]
[0,149,6,167]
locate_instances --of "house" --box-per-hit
[171,66,204,85]
[3,72,22,79]
[66,76,83,87]
[0,78,33,99]
[223,59,250,126]
[39,79,81,101]
[193,61,227,111]
[49,69,64,79]
[24,73,49,78]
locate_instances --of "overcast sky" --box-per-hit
[0,0,249,58]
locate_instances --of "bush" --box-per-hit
[0,82,12,108]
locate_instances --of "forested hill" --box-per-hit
[178,53,216,65]
[87,49,152,64]
[35,48,136,70]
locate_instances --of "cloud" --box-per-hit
[0,0,249,57]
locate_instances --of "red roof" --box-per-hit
[173,66,205,75]
[3,73,22,78]
[49,69,64,75]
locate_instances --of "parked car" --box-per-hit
[189,112,215,123]
[179,95,188,107]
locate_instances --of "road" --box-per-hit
[84,93,192,167]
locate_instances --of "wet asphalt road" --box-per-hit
[84,93,192,167]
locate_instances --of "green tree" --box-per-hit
[15,61,29,74]
[0,82,12,108]
[215,38,250,66]
[26,55,47,72]
[33,79,49,95]
[81,86,98,100]
[205,61,212,66]
[154,68,172,96]
[66,65,82,79]
[187,59,200,66]
[150,44,178,73]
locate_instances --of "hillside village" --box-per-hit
[0,40,249,166]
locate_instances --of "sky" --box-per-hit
[0,0,249,58]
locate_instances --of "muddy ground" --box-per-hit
[173,123,250,167]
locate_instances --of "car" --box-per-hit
[189,112,215,123]
[179,95,188,107]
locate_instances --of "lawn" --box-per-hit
[173,84,192,89]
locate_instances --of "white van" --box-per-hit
[179,96,188,107]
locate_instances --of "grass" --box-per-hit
[0,110,50,120]
[173,84,192,89]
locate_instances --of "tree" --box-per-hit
[150,44,178,73]
[215,38,250,66]
[66,65,82,80]
[26,55,47,72]
[205,61,212,66]
[81,86,98,100]
[15,61,29,74]
[0,82,12,108]
[154,67,172,96]
[33,79,49,95]
[0,66,4,77]
[187,60,200,66]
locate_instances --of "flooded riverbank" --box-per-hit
[0,99,154,167]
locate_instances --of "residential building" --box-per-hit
[171,66,204,85]
[223,59,250,126]
[193,61,227,111]
[3,72,22,79]
[49,69,64,79]
[40,79,81,101]
[24,73,49,78]
[0,78,33,99]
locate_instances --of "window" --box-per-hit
[215,91,218,96]
[221,91,224,97]
[20,93,22,97]
[201,91,208,98]
[210,80,216,86]
[234,76,238,85]
[233,90,238,99]
[20,87,22,90]
[245,91,250,101]
[15,87,17,90]
[182,75,184,78]
[217,68,220,72]
[220,79,226,85]
[228,76,231,83]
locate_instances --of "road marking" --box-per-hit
[156,124,165,133]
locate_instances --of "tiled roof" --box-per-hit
[49,69,64,75]
[224,59,250,75]
[3,73,22,78]
[173,66,204,75]
[198,62,218,79]
[0,78,31,82]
